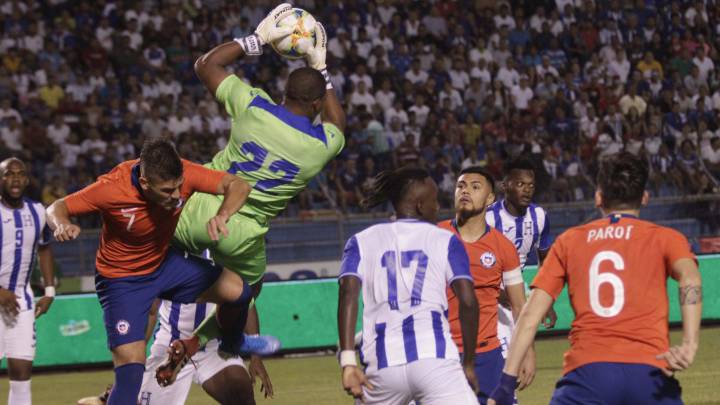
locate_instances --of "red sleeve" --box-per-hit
[64,180,114,216]
[531,233,567,299]
[182,160,227,194]
[663,228,697,270]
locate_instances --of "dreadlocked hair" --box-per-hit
[361,166,430,210]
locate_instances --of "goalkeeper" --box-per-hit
[155,3,346,386]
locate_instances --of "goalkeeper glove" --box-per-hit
[235,3,294,55]
[307,22,327,71]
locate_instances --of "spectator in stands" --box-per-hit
[0,0,718,215]
[335,158,362,214]
[702,136,720,178]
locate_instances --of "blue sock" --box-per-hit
[219,283,253,353]
[108,362,144,405]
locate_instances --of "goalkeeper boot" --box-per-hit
[219,333,281,357]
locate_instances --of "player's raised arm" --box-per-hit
[307,22,346,133]
[195,4,294,95]
[194,41,244,95]
[658,257,702,376]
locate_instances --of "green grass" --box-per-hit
[20,327,720,404]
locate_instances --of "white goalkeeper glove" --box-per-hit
[307,22,327,71]
[235,3,294,55]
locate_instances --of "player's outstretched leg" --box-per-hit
[155,270,279,387]
[155,333,279,387]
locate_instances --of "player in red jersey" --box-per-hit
[440,167,535,405]
[490,152,702,405]
[46,139,268,405]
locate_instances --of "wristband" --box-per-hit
[339,350,357,367]
[234,34,263,56]
[320,68,333,90]
[44,286,56,298]
[489,372,518,405]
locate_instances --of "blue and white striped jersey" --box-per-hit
[153,300,215,348]
[486,199,550,269]
[0,198,50,311]
[339,219,472,372]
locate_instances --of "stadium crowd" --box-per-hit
[1,0,720,215]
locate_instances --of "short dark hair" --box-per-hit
[285,67,325,103]
[139,138,183,181]
[362,166,430,209]
[459,166,495,192]
[596,152,648,209]
[504,157,536,178]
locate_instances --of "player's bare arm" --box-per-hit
[506,281,536,389]
[537,248,558,329]
[195,3,294,95]
[0,286,19,318]
[657,258,702,376]
[450,278,480,393]
[47,199,81,242]
[34,244,56,318]
[337,276,372,400]
[194,42,243,96]
[489,287,554,405]
[206,174,251,241]
[245,282,274,399]
[306,22,346,132]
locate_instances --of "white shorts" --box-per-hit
[140,341,246,405]
[360,358,479,405]
[0,308,36,361]
[497,303,515,359]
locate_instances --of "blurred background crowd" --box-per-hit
[1,0,720,217]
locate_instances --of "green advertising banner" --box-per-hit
[2,255,717,368]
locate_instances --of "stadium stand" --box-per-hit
[1,0,718,237]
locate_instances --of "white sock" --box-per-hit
[9,380,31,405]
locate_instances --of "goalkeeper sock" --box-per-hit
[217,283,254,354]
[193,282,254,348]
[9,380,31,405]
[108,363,144,405]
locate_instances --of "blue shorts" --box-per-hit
[463,347,516,405]
[550,362,682,405]
[95,248,222,349]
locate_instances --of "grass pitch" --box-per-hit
[21,327,720,404]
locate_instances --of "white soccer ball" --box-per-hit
[271,8,317,59]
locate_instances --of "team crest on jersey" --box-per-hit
[480,252,496,268]
[116,320,130,335]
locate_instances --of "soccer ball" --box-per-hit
[271,8,317,59]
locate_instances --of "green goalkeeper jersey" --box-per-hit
[208,74,344,219]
